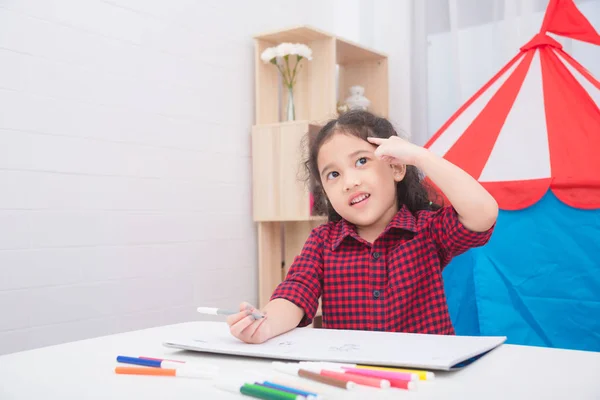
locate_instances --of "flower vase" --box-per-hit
[286,86,296,121]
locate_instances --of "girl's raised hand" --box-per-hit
[367,136,428,167]
[226,302,272,344]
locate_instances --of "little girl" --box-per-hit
[228,110,498,343]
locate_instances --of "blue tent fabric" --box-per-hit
[443,191,600,352]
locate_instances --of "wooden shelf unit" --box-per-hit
[254,25,389,125]
[251,25,389,325]
[251,121,321,222]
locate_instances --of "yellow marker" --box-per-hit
[356,365,435,381]
[303,361,436,381]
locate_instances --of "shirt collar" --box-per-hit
[331,205,417,251]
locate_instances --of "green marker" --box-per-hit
[241,383,302,400]
[215,381,303,400]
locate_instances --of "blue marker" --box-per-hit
[116,355,183,369]
[116,356,218,374]
[259,381,321,399]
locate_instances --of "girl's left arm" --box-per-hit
[368,136,498,232]
[414,150,498,232]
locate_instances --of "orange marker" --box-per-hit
[115,366,215,379]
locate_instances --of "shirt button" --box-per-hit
[372,252,380,259]
[373,290,381,299]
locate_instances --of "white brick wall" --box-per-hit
[0,0,316,355]
[0,0,412,355]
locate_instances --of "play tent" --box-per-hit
[424,0,600,351]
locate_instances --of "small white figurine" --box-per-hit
[345,85,371,111]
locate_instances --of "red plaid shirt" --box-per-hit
[271,205,494,334]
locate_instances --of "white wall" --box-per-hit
[0,0,316,355]
[372,0,413,139]
[312,0,414,137]
[0,0,411,355]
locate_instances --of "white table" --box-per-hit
[0,321,598,400]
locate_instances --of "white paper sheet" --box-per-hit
[163,322,506,371]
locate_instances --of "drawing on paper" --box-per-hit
[329,344,360,352]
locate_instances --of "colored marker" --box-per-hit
[302,363,417,390]
[114,366,216,379]
[197,306,264,320]
[342,371,417,390]
[215,381,304,400]
[304,361,435,381]
[255,382,320,399]
[118,356,217,372]
[306,361,433,380]
[301,362,418,381]
[137,356,224,374]
[138,356,185,364]
[296,363,391,389]
[318,369,390,389]
[222,372,322,400]
[273,362,356,390]
[116,355,195,370]
[355,365,435,381]
[235,369,321,400]
[341,367,418,383]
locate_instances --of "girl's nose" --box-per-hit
[343,174,361,192]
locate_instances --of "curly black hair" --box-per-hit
[304,110,442,222]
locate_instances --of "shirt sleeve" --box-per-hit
[424,205,495,268]
[270,226,325,327]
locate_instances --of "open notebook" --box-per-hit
[164,322,506,371]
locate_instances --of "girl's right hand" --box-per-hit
[226,302,272,344]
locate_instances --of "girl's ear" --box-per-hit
[391,164,406,182]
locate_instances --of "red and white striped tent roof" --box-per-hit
[424,0,600,210]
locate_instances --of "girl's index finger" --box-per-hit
[367,136,384,144]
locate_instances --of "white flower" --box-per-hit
[293,44,313,60]
[288,44,301,55]
[260,47,277,63]
[260,43,313,63]
[276,42,295,58]
[259,42,313,89]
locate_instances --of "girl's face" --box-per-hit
[317,132,405,233]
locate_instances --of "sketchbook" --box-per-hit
[163,322,506,371]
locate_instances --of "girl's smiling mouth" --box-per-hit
[349,192,370,206]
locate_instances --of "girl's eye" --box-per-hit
[326,171,339,180]
[356,157,367,167]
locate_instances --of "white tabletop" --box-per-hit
[0,321,598,400]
